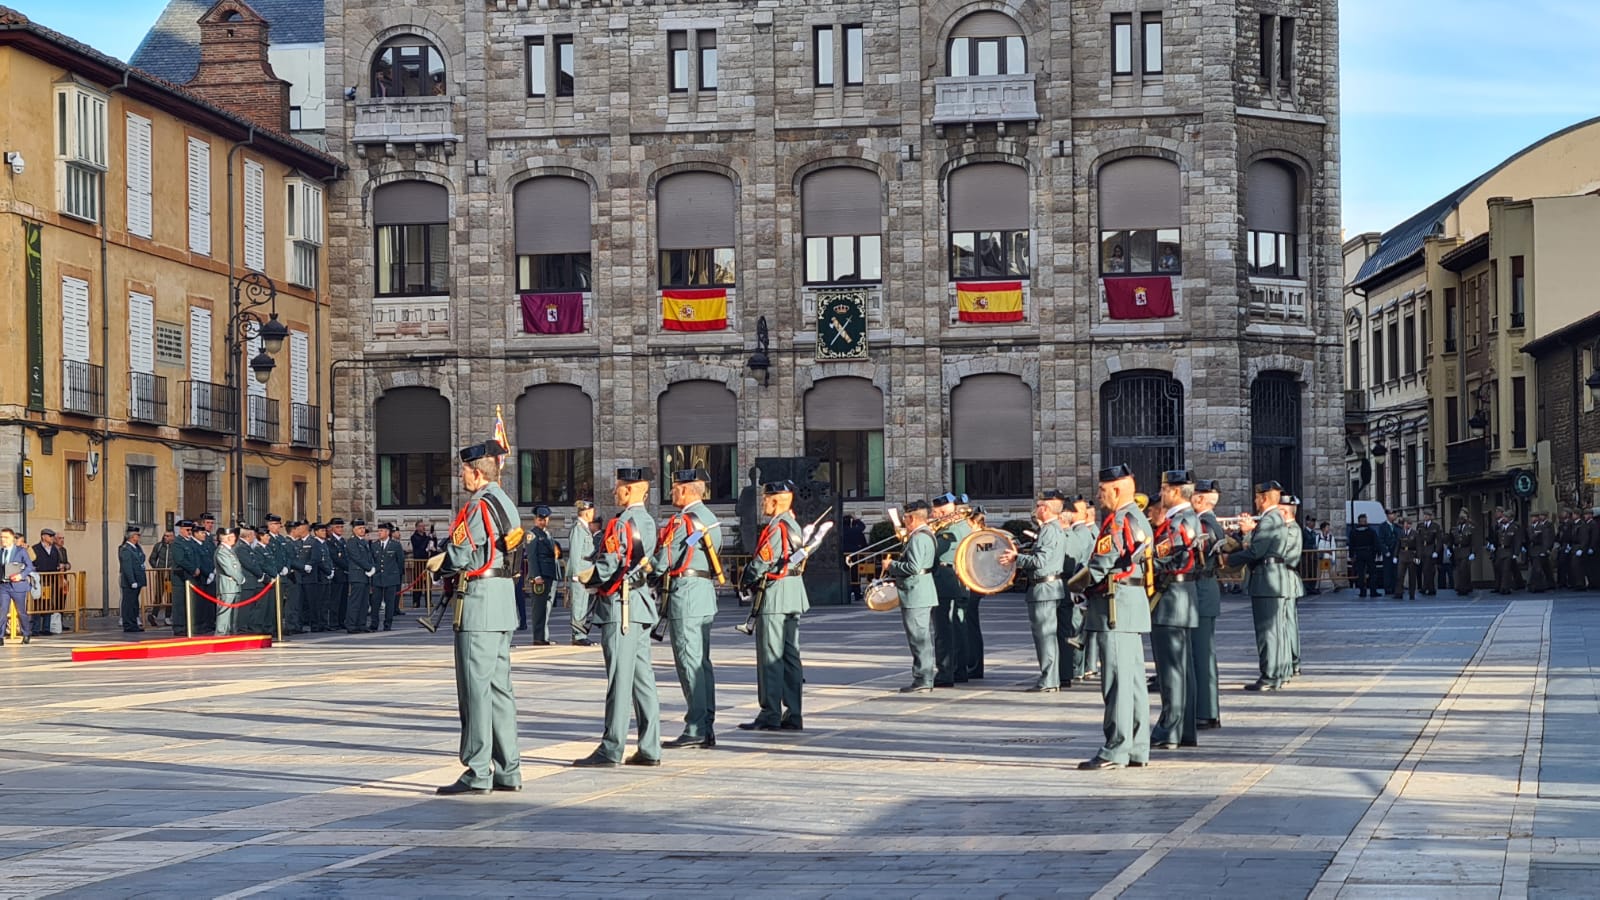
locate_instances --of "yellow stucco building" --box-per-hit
[0,7,341,612]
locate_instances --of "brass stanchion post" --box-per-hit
[185,581,194,640]
[275,578,284,644]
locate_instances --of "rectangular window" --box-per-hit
[660,248,736,288]
[1447,397,1459,442]
[517,448,595,506]
[378,452,451,508]
[376,223,449,296]
[288,181,323,289]
[127,465,157,529]
[294,481,308,522]
[805,235,881,285]
[1510,255,1525,328]
[1349,338,1361,390]
[1371,326,1383,384]
[243,160,265,272]
[517,253,593,292]
[806,430,885,500]
[1407,444,1421,508]
[245,476,270,526]
[1488,267,1498,332]
[1444,287,1458,352]
[1279,16,1295,85]
[1259,14,1274,80]
[289,106,303,130]
[1374,459,1386,506]
[556,35,575,96]
[698,31,718,91]
[56,86,107,223]
[844,25,864,85]
[527,37,547,96]
[1246,231,1295,277]
[67,459,87,524]
[1403,313,1417,375]
[188,137,212,255]
[1512,376,1527,449]
[952,231,1030,280]
[669,31,690,92]
[1387,321,1400,382]
[125,113,153,239]
[659,444,737,503]
[1100,229,1181,276]
[1422,307,1432,366]
[953,460,1034,500]
[814,26,834,86]
[1141,13,1163,75]
[1112,15,1132,75]
[1389,448,1402,507]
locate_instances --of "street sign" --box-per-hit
[1511,468,1537,499]
[20,459,32,495]
[1585,452,1600,485]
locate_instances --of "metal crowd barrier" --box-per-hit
[25,570,89,633]
[141,567,174,626]
[404,558,442,615]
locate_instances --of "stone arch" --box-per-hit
[355,13,467,87]
[941,354,1037,394]
[1095,348,1193,396]
[1245,352,1313,386]
[793,361,890,398]
[359,169,458,220]
[654,362,743,400]
[512,366,601,404]
[927,1,1049,57]
[788,154,889,198]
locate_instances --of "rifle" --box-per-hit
[737,515,834,636]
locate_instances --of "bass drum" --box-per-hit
[863,579,901,612]
[954,527,1020,595]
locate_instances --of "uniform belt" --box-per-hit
[937,563,955,568]
[1034,574,1062,584]
[1166,574,1189,583]
[675,569,716,580]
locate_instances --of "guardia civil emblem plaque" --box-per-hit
[815,289,868,360]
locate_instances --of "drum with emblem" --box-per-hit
[953,527,1020,595]
[863,578,901,611]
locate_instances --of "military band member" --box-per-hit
[1223,481,1295,691]
[575,467,662,767]
[929,493,972,686]
[1527,511,1555,593]
[373,522,407,630]
[654,469,724,749]
[430,440,523,794]
[1452,512,1476,595]
[118,526,146,633]
[1061,496,1097,684]
[999,489,1071,692]
[884,499,938,693]
[1416,509,1444,595]
[739,481,809,731]
[567,500,597,645]
[1073,465,1153,770]
[1279,496,1305,679]
[1190,480,1224,729]
[525,505,560,645]
[1150,470,1200,750]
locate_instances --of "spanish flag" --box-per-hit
[956,281,1024,323]
[662,289,729,332]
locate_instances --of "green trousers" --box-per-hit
[1150,624,1197,745]
[1191,615,1220,721]
[955,596,983,678]
[754,613,803,728]
[1092,630,1150,765]
[932,596,960,683]
[453,629,521,788]
[1250,596,1290,686]
[1285,597,1301,673]
[901,605,935,687]
[596,619,661,761]
[568,581,590,640]
[669,613,717,738]
[1025,599,1061,689]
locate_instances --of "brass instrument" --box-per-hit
[844,505,974,567]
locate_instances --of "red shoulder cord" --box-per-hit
[760,520,793,580]
[1110,514,1140,583]
[599,518,636,596]
[1155,518,1197,575]
[463,499,497,578]
[669,517,700,577]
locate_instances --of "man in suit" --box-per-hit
[885,499,939,693]
[28,528,62,636]
[429,440,523,794]
[929,493,973,686]
[1416,509,1444,595]
[372,522,407,631]
[2,527,36,645]
[1150,470,1201,751]
[654,469,724,748]
[738,480,810,732]
[1223,480,1297,691]
[310,522,337,630]
[328,517,351,629]
[1000,489,1071,692]
[567,500,597,645]
[1452,512,1476,595]
[1190,480,1225,729]
[525,505,560,645]
[344,520,376,633]
[118,526,147,633]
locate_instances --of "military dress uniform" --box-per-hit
[310,527,337,630]
[1062,514,1097,683]
[525,510,560,643]
[1015,493,1071,692]
[576,468,662,766]
[118,529,147,633]
[1452,517,1476,595]
[1491,516,1525,595]
[1527,515,1555,593]
[1150,472,1200,749]
[653,471,724,749]
[1397,522,1420,601]
[1226,484,1296,690]
[213,533,246,636]
[1417,516,1444,595]
[372,527,407,630]
[741,482,809,731]
[1584,512,1600,589]
[930,496,973,685]
[567,502,596,643]
[437,442,523,793]
[1076,466,1153,770]
[168,523,194,635]
[1193,485,1225,728]
[194,524,218,633]
[344,523,377,633]
[886,503,939,692]
[1280,499,1305,678]
[946,504,983,681]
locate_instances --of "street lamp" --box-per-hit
[226,271,283,523]
[747,315,772,387]
[1369,412,1400,458]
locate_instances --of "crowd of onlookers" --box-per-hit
[1,527,76,644]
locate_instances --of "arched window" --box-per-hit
[1247,161,1298,278]
[804,377,885,500]
[802,167,882,286]
[372,36,446,98]
[1100,371,1184,491]
[1098,157,1181,275]
[1251,372,1302,495]
[514,176,592,293]
[948,163,1029,281]
[951,374,1033,499]
[658,172,736,288]
[373,181,449,297]
[947,12,1026,77]
[376,387,450,508]
[659,380,737,501]
[515,384,593,505]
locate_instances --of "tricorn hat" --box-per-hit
[1099,464,1134,482]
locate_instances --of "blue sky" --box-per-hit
[12,0,1600,239]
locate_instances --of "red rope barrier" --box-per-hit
[190,580,277,609]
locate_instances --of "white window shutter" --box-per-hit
[289,329,309,405]
[61,277,91,363]
[244,160,265,271]
[304,184,323,244]
[188,306,212,381]
[128,292,155,374]
[125,114,153,239]
[188,138,211,255]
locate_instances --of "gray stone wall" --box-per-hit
[324,0,1343,522]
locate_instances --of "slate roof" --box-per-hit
[1350,114,1600,291]
[130,0,323,84]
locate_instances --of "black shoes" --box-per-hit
[1244,680,1280,692]
[1197,719,1222,730]
[571,638,593,646]
[737,721,779,731]
[625,752,661,767]
[899,683,934,694]
[435,781,489,796]
[1025,685,1059,693]
[663,733,716,749]
[1077,757,1121,771]
[572,752,620,768]
[779,721,803,731]
[934,681,956,688]
[492,783,522,793]
[1128,760,1149,768]
[1154,741,1181,750]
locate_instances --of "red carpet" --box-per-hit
[71,634,273,662]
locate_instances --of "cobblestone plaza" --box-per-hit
[2,593,1596,897]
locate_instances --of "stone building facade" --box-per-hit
[324,0,1343,535]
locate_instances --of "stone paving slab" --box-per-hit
[1,592,1597,898]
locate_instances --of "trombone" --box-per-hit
[842,504,976,567]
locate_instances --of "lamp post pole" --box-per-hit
[226,271,286,525]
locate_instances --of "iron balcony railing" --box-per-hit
[291,402,321,449]
[128,371,167,425]
[61,360,105,417]
[181,380,238,433]
[246,395,280,443]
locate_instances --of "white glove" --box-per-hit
[207,573,215,584]
[131,583,140,591]
[801,523,816,543]
[1391,557,1398,564]
[1468,554,1475,561]
[280,567,289,576]
[303,564,313,573]
[1431,553,1438,559]
[365,568,375,577]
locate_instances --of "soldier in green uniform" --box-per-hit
[372,522,407,630]
[194,515,218,634]
[998,489,1070,692]
[1279,496,1306,679]
[1150,470,1201,750]
[928,494,972,686]
[118,526,146,633]
[236,524,271,634]
[525,506,560,645]
[431,440,523,794]
[1074,464,1153,770]
[265,515,298,635]
[655,469,724,749]
[344,521,376,633]
[574,467,662,767]
[885,499,939,693]
[1222,480,1295,691]
[1190,480,1224,729]
[1452,511,1476,596]
[1061,495,1097,683]
[739,481,809,731]
[213,528,246,636]
[168,520,195,636]
[567,500,597,645]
